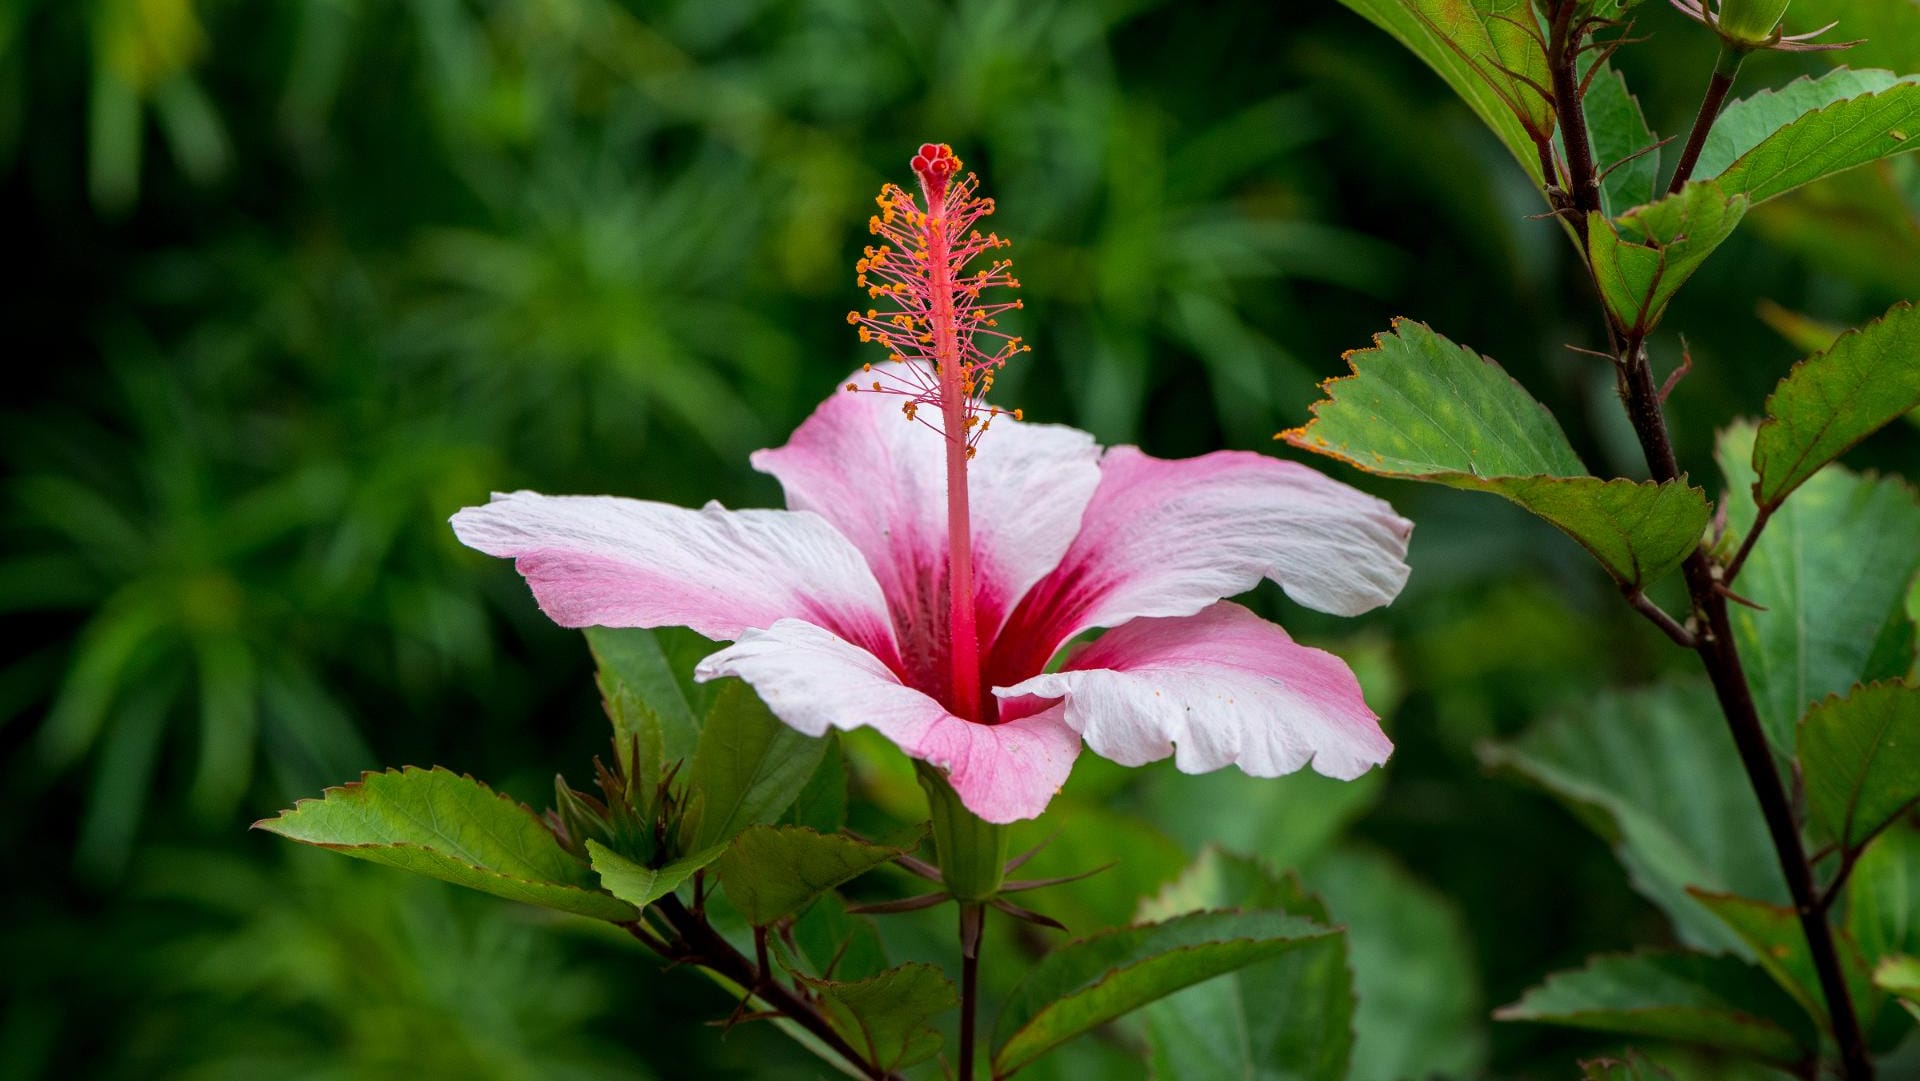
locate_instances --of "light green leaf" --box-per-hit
[1752,301,1920,510]
[1705,70,1920,204]
[1588,181,1747,334]
[255,766,635,922]
[992,910,1339,1079]
[797,963,956,1072]
[586,626,699,764]
[713,824,920,928]
[1138,848,1353,1081]
[1284,319,1709,587]
[1718,425,1920,749]
[1847,826,1920,965]
[1495,951,1819,1064]
[681,680,828,850]
[1332,0,1552,187]
[1586,62,1660,218]
[1801,682,1920,855]
[1687,888,1879,1029]
[1483,680,1788,953]
[587,838,726,910]
[1876,955,1920,1021]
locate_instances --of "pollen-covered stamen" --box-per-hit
[845,146,1030,456]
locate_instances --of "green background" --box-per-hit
[3,0,1915,1077]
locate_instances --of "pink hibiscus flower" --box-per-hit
[451,145,1412,825]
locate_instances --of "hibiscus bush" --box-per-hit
[7,0,1920,1079]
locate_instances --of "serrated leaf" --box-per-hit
[1483,680,1787,953]
[1800,682,1920,856]
[1138,848,1353,1081]
[255,766,636,922]
[1687,888,1879,1030]
[1332,0,1552,187]
[796,962,956,1072]
[1495,950,1819,1063]
[681,679,827,850]
[714,824,921,928]
[1588,181,1746,334]
[1753,301,1920,510]
[586,626,699,764]
[992,910,1338,1079]
[1587,62,1660,218]
[1718,425,1920,749]
[1704,71,1920,205]
[587,838,726,909]
[1283,319,1709,587]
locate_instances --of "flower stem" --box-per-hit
[1542,16,1874,1075]
[959,902,985,1081]
[1667,45,1744,194]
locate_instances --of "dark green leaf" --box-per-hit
[797,962,957,1072]
[1842,827,1920,1049]
[713,824,920,927]
[1800,682,1920,855]
[1586,62,1660,218]
[587,838,726,909]
[992,910,1338,1079]
[1495,950,1819,1063]
[681,680,828,850]
[586,626,699,765]
[1704,71,1920,204]
[1753,301,1920,510]
[1332,0,1553,187]
[1310,847,1489,1079]
[1138,848,1353,1081]
[1282,319,1708,587]
[1483,680,1787,953]
[1587,181,1746,334]
[1687,889,1879,1029]
[254,766,635,921]
[1718,425,1920,749]
[785,733,848,834]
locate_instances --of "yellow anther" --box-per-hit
[1013,408,1024,421]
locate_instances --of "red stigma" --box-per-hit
[912,143,960,200]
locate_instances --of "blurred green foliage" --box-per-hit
[3,0,1915,1077]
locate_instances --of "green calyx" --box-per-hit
[917,762,1008,901]
[1714,0,1790,46]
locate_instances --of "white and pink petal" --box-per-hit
[450,491,896,658]
[990,448,1411,678]
[696,619,1081,824]
[752,365,1102,660]
[996,601,1391,781]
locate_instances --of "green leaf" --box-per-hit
[1483,680,1788,953]
[713,824,920,927]
[785,733,849,834]
[1495,950,1819,1063]
[1800,682,1920,856]
[992,910,1339,1079]
[1875,954,1920,1021]
[587,838,726,909]
[1752,301,1920,510]
[1587,181,1747,334]
[1687,888,1879,1030]
[586,626,699,765]
[1310,847,1489,1079]
[1703,71,1920,205]
[1138,848,1354,1081]
[681,680,828,850]
[1332,0,1553,187]
[1283,319,1708,587]
[797,962,957,1072]
[254,766,636,922]
[1718,425,1920,749]
[1586,62,1660,218]
[1842,826,1920,1049]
